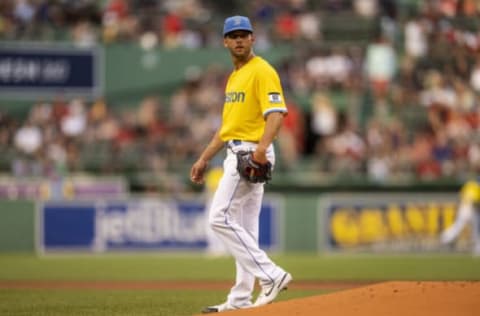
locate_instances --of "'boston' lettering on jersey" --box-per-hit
[225,91,245,103]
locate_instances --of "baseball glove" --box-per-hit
[236,150,272,183]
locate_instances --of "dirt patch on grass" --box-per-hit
[211,281,480,316]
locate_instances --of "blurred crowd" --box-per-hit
[2,0,480,190]
[1,0,396,48]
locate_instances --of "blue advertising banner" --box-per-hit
[38,197,281,253]
[43,203,96,250]
[0,43,102,98]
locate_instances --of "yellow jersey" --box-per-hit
[219,56,287,142]
[460,180,480,203]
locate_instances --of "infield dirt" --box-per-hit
[200,281,480,316]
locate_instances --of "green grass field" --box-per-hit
[0,253,479,316]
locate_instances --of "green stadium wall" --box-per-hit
[0,200,35,252]
[283,193,319,252]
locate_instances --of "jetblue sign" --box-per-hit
[0,44,102,98]
[38,197,281,252]
[94,200,206,251]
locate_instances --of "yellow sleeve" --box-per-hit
[255,63,287,117]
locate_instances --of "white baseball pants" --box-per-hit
[207,141,285,307]
[441,201,473,244]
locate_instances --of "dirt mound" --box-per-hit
[209,281,480,316]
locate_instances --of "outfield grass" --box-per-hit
[1,252,479,281]
[0,289,322,316]
[0,252,479,316]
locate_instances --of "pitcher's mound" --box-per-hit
[212,281,480,316]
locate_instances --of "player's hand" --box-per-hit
[190,159,208,184]
[236,150,272,183]
[252,148,268,165]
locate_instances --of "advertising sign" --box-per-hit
[321,193,464,252]
[0,43,102,98]
[38,197,282,253]
[0,177,126,200]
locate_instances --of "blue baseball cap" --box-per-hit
[223,16,253,36]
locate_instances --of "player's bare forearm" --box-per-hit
[254,112,285,163]
[199,131,225,163]
[190,131,224,184]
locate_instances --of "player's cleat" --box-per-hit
[202,302,234,313]
[201,301,251,313]
[253,272,292,307]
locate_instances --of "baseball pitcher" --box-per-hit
[190,15,292,313]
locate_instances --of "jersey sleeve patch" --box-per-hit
[268,92,283,103]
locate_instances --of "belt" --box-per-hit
[227,140,258,147]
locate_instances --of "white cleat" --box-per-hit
[253,272,292,307]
